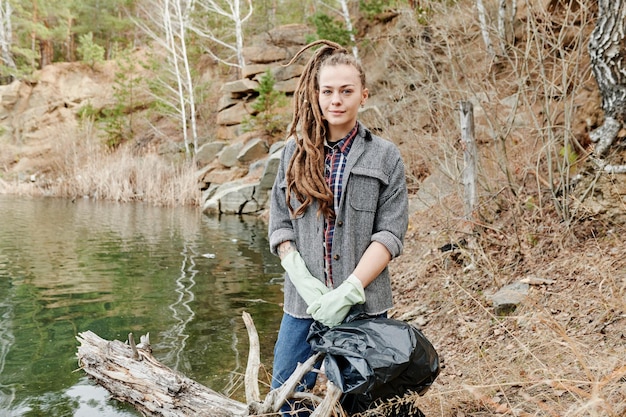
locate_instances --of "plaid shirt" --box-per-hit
[323,123,358,287]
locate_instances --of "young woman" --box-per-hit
[268,40,409,416]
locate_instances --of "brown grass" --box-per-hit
[1,118,201,206]
[374,1,625,416]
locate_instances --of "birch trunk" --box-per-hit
[338,0,358,58]
[476,0,494,58]
[588,0,626,156]
[190,0,253,76]
[0,0,15,69]
[134,0,198,157]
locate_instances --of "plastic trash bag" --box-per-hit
[307,313,440,403]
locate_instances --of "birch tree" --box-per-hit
[475,0,494,57]
[0,0,16,70]
[188,0,253,75]
[588,0,626,159]
[319,0,358,58]
[135,0,198,156]
[476,0,517,58]
[497,0,515,53]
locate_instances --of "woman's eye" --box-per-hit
[342,89,353,95]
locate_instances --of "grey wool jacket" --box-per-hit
[268,123,409,318]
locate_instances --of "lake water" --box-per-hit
[0,195,285,416]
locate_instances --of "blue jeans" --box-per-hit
[271,313,321,416]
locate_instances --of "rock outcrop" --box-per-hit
[199,24,311,215]
[0,62,120,186]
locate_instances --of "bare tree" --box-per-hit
[0,0,15,70]
[337,0,358,58]
[497,0,516,53]
[135,0,198,156]
[476,0,494,58]
[476,0,517,58]
[320,0,359,58]
[188,0,253,75]
[588,0,626,158]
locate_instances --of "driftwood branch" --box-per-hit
[77,330,248,416]
[77,313,342,417]
[311,382,344,417]
[242,312,261,404]
[248,352,324,415]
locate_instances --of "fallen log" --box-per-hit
[76,312,339,417]
[76,330,248,416]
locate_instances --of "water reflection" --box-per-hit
[0,196,284,416]
[160,242,198,371]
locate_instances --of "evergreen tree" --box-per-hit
[77,31,104,68]
[247,69,287,136]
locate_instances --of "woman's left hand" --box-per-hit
[306,275,365,327]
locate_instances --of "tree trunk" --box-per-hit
[476,0,494,58]
[588,0,626,156]
[76,313,336,417]
[77,331,249,417]
[0,0,16,69]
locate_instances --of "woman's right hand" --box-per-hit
[281,251,330,306]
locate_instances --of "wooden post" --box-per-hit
[460,100,477,221]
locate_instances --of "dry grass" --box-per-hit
[374,1,626,416]
[1,118,201,206]
[389,196,625,416]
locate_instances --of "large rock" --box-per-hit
[202,181,268,215]
[216,101,252,126]
[218,142,245,167]
[220,79,259,97]
[196,141,227,166]
[259,148,282,190]
[237,138,268,163]
[243,45,291,64]
[266,24,311,47]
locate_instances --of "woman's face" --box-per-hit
[318,64,368,141]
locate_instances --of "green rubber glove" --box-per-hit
[281,251,330,306]
[306,274,365,327]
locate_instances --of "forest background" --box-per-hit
[0,0,625,416]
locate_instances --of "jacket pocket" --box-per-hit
[348,167,388,212]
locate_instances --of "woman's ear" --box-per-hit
[361,88,369,105]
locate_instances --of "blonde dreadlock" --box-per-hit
[283,40,366,219]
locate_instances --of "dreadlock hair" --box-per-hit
[283,40,367,219]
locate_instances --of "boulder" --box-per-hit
[218,142,244,167]
[237,138,268,163]
[202,181,267,215]
[274,78,299,94]
[216,101,252,126]
[266,24,311,47]
[487,282,530,316]
[220,79,259,97]
[243,45,291,64]
[196,141,227,166]
[217,94,239,112]
[242,64,273,79]
[259,149,282,191]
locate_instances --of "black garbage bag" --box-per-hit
[307,312,440,413]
